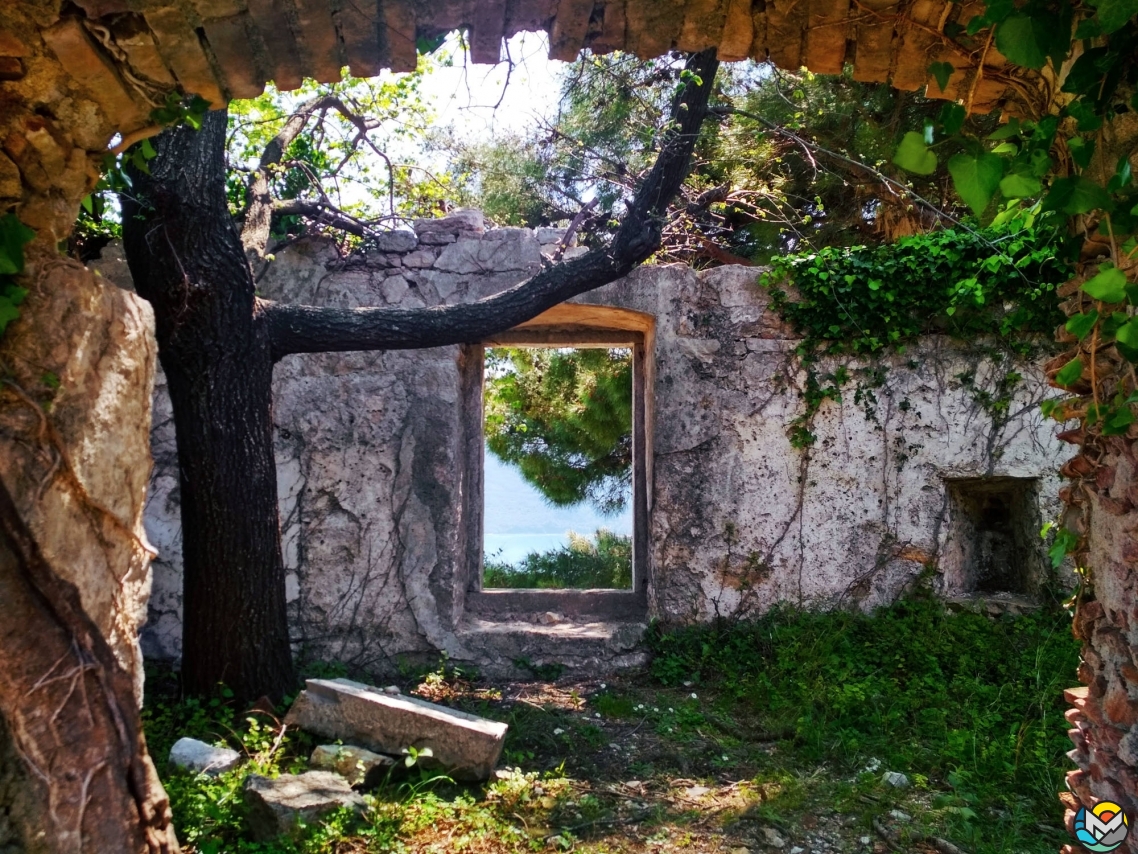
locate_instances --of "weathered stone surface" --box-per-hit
[433,234,542,274]
[243,771,365,840]
[414,208,485,237]
[285,678,508,781]
[1,252,157,696]
[371,229,418,253]
[169,737,241,775]
[135,222,1069,679]
[309,744,397,786]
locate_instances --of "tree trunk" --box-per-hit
[122,109,294,702]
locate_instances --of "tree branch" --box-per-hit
[265,49,720,359]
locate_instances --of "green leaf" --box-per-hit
[893,132,938,175]
[987,119,1022,140]
[1115,317,1138,362]
[999,171,1041,198]
[1055,357,1084,388]
[1043,176,1112,215]
[1088,0,1138,33]
[995,14,1048,69]
[1065,309,1099,341]
[1082,266,1128,303]
[947,151,1003,215]
[1102,405,1135,435]
[0,295,20,335]
[1068,137,1096,170]
[928,61,954,91]
[0,214,36,276]
[939,102,966,136]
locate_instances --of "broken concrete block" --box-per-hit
[243,771,366,840]
[168,737,241,776]
[309,744,397,786]
[285,678,508,781]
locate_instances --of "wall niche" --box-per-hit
[942,476,1045,598]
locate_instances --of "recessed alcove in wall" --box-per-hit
[941,476,1044,597]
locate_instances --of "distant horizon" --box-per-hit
[483,451,631,563]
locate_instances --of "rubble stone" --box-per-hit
[285,678,508,781]
[309,744,397,786]
[243,771,365,840]
[169,738,241,776]
[371,230,417,253]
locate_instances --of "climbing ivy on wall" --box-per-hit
[763,218,1068,354]
[0,213,35,342]
[762,217,1070,447]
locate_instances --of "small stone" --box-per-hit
[890,809,911,822]
[383,685,400,694]
[371,229,417,253]
[401,249,437,268]
[882,771,910,788]
[562,245,589,260]
[731,848,751,854]
[859,837,871,845]
[761,827,786,848]
[168,737,241,776]
[684,785,710,797]
[789,847,805,854]
[309,744,397,786]
[538,611,561,625]
[243,771,365,840]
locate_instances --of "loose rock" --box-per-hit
[882,771,910,788]
[761,826,786,848]
[243,771,365,840]
[168,737,241,776]
[309,744,397,787]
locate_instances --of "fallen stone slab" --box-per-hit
[168,737,241,776]
[309,744,397,787]
[243,771,366,840]
[285,678,508,781]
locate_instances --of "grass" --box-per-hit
[143,598,1080,853]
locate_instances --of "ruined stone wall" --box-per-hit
[111,212,1070,678]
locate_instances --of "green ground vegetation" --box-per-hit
[483,530,632,590]
[144,598,1078,854]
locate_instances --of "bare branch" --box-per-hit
[265,49,721,359]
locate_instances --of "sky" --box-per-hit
[418,31,563,143]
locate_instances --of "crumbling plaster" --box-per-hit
[95,214,1071,679]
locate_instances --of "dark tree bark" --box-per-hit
[122,49,718,703]
[122,109,294,702]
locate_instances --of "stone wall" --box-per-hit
[108,212,1071,679]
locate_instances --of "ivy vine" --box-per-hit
[761,218,1070,447]
[0,213,35,342]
